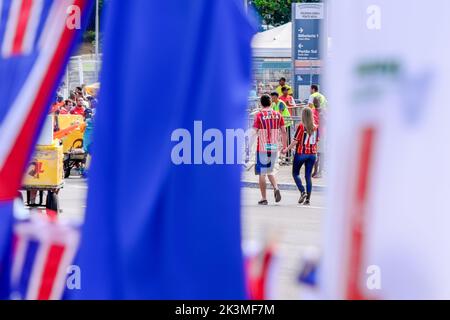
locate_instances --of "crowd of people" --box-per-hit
[51,85,97,119]
[51,85,97,175]
[251,79,327,206]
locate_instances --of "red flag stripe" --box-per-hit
[346,127,375,300]
[37,244,65,300]
[12,0,33,55]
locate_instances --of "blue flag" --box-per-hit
[74,0,255,299]
[0,202,13,299]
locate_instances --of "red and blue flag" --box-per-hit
[10,213,80,300]
[0,0,92,299]
[0,0,92,199]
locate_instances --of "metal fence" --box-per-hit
[252,57,292,96]
[247,99,306,116]
[59,54,102,98]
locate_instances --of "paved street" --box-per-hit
[57,177,324,300]
[242,163,326,191]
[242,187,324,299]
[58,176,88,223]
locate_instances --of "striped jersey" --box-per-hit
[294,123,319,155]
[253,108,285,152]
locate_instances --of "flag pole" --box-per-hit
[95,0,100,80]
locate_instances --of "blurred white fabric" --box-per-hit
[321,0,450,300]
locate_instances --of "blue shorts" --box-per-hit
[255,151,278,175]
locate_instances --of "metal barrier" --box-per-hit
[247,100,307,116]
[59,54,103,98]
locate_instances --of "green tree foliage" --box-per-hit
[250,0,321,27]
[86,0,104,32]
[83,0,105,45]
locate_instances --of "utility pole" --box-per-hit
[95,0,99,57]
[95,0,100,80]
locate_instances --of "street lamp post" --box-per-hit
[95,0,100,80]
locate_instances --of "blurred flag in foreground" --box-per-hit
[10,213,80,300]
[322,0,450,299]
[243,241,279,300]
[74,0,254,299]
[0,0,92,199]
[0,0,92,298]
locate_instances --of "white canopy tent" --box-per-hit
[252,23,292,58]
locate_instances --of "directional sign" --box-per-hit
[292,2,324,100]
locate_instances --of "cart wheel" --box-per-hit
[64,159,70,178]
[39,190,44,206]
[46,191,59,213]
[64,159,72,178]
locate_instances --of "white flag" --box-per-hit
[321,0,450,299]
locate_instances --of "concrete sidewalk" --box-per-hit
[241,164,326,192]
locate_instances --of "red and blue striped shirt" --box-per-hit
[253,108,285,152]
[294,123,319,155]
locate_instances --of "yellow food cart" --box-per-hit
[22,141,64,212]
[56,114,87,178]
[22,116,65,212]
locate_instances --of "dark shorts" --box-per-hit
[255,151,278,175]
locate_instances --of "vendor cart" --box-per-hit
[22,142,64,212]
[56,115,87,178]
[63,142,87,178]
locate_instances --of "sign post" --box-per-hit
[292,2,324,100]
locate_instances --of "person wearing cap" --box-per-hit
[275,77,293,97]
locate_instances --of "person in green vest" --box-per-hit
[271,91,292,124]
[271,92,293,162]
[308,84,328,110]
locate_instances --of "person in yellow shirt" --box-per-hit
[275,77,293,96]
[308,84,327,109]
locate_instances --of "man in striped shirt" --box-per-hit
[253,95,288,205]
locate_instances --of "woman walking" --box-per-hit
[284,107,319,205]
